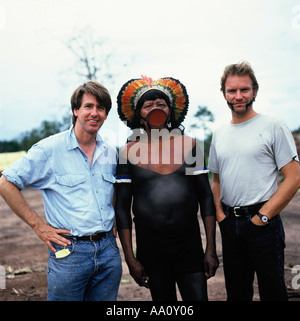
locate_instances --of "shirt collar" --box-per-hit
[66,126,106,151]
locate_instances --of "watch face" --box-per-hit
[262,216,268,223]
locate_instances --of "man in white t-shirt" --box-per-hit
[208,61,300,301]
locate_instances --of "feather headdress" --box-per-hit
[117,75,189,129]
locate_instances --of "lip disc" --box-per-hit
[146,108,168,127]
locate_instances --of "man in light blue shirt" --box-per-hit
[0,81,122,301]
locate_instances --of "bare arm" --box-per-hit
[115,145,149,287]
[115,183,149,288]
[211,173,226,222]
[252,160,300,225]
[196,173,219,278]
[117,229,149,288]
[0,175,71,252]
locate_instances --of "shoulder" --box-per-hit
[119,141,137,160]
[35,130,69,147]
[28,130,68,157]
[257,114,290,133]
[257,114,282,125]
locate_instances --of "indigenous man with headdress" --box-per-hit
[115,76,219,301]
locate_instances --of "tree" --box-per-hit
[293,126,300,134]
[63,27,127,83]
[0,29,130,153]
[190,105,214,135]
[190,105,215,160]
[19,120,67,151]
[0,140,21,153]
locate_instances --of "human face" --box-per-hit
[74,93,107,135]
[140,98,170,129]
[224,75,257,115]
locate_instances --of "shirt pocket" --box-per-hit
[102,173,116,184]
[55,174,86,187]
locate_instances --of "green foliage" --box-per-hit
[191,105,215,160]
[19,120,64,151]
[0,117,71,152]
[294,126,300,134]
[1,30,127,154]
[0,140,21,153]
[190,105,214,133]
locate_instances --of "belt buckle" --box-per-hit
[89,234,95,241]
[233,207,242,217]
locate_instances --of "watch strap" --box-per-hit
[257,212,269,223]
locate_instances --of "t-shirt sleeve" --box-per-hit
[273,121,299,170]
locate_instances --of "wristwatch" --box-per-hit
[257,212,269,223]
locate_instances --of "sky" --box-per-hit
[0,0,300,147]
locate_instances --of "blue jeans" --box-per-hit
[219,212,288,301]
[47,230,122,301]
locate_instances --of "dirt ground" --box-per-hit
[0,187,299,301]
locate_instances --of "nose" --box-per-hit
[90,106,98,116]
[235,90,243,100]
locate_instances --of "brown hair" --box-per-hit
[220,61,259,94]
[70,81,112,125]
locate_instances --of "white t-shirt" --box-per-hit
[208,114,299,207]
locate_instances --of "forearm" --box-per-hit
[118,229,135,261]
[260,175,300,218]
[118,228,149,287]
[202,215,219,278]
[259,161,300,219]
[202,216,217,250]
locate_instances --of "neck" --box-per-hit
[231,106,258,124]
[74,125,97,147]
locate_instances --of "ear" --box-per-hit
[74,108,79,117]
[253,88,258,98]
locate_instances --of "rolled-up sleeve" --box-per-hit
[2,144,51,190]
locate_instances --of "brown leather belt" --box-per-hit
[63,232,107,242]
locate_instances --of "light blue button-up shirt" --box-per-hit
[3,127,117,236]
